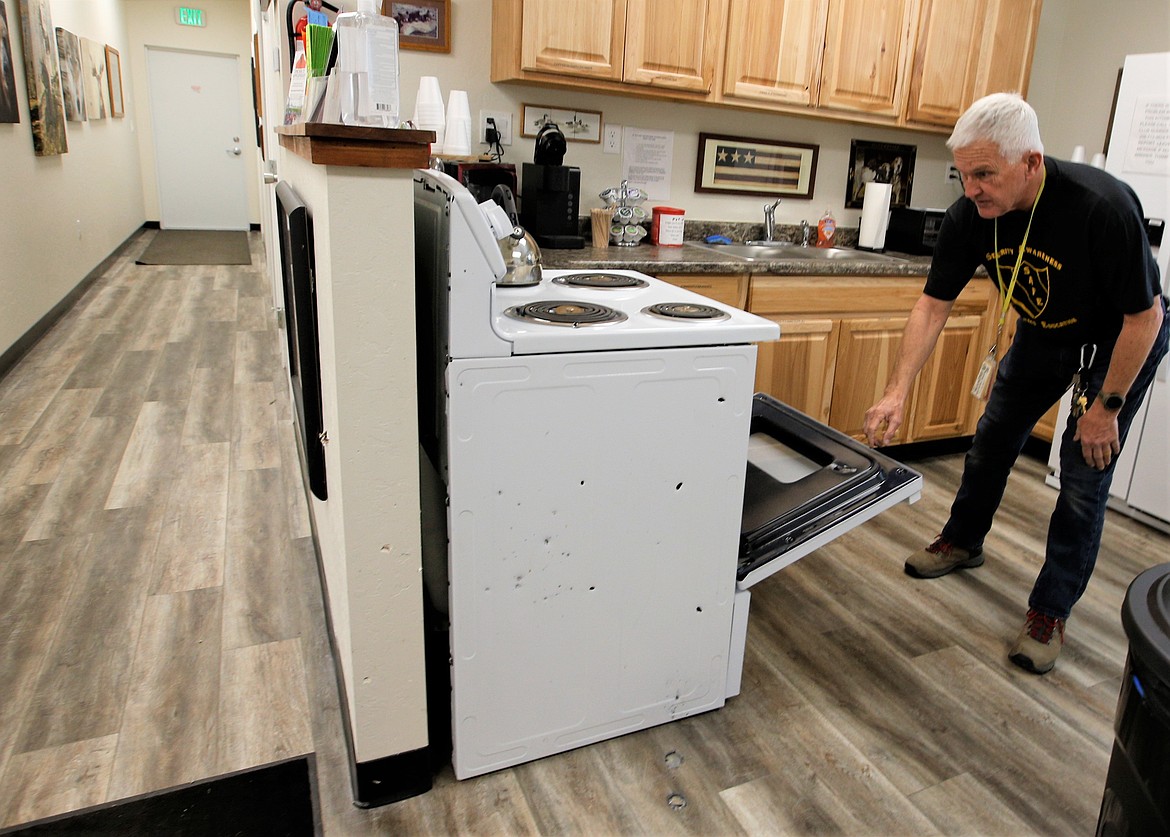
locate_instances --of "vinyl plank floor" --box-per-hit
[221,466,300,648]
[106,588,223,799]
[218,638,313,772]
[0,735,119,828]
[149,441,230,595]
[15,506,161,753]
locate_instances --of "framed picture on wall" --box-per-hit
[17,0,68,152]
[694,133,819,198]
[521,104,602,143]
[81,37,108,120]
[846,139,916,209]
[0,1,17,123]
[55,27,86,122]
[105,45,123,118]
[382,0,450,53]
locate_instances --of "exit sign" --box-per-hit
[176,7,206,27]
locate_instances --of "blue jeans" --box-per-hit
[940,307,1169,620]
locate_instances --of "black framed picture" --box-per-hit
[846,140,916,209]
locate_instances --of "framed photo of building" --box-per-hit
[382,0,450,53]
[694,133,818,198]
[846,139,916,209]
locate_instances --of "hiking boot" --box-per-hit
[1009,609,1066,674]
[904,536,984,579]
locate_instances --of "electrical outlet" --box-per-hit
[479,110,513,145]
[603,124,621,154]
[946,163,961,182]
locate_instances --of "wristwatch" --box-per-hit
[1097,391,1126,411]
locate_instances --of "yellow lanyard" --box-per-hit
[991,165,1047,345]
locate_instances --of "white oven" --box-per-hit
[414,169,921,780]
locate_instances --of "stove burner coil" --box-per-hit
[552,272,650,289]
[505,300,627,327]
[644,302,730,321]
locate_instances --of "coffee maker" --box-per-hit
[520,123,584,249]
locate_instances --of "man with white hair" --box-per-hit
[864,92,1167,674]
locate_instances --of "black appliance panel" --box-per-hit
[275,181,328,501]
[738,395,920,582]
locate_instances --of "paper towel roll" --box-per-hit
[858,182,892,250]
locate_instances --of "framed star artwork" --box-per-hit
[694,133,818,199]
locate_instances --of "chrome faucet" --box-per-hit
[762,198,782,242]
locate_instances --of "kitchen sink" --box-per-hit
[687,242,907,263]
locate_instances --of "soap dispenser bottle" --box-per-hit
[816,208,837,248]
[333,0,399,128]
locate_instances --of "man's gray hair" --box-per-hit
[947,92,1044,160]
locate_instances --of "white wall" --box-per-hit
[124,0,260,226]
[0,0,142,359]
[1029,0,1170,162]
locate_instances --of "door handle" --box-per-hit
[263,172,278,184]
[228,146,242,156]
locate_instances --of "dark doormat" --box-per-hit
[136,230,252,266]
[0,755,319,837]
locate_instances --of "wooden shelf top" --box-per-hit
[276,123,436,169]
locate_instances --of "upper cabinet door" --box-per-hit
[904,0,983,127]
[520,0,628,80]
[906,0,1042,128]
[969,0,1043,103]
[721,0,830,106]
[623,0,728,92]
[819,0,914,117]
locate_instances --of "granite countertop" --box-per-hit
[539,241,934,278]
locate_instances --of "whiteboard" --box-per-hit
[1105,52,1169,279]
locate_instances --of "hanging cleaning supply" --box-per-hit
[816,208,836,248]
[332,0,399,128]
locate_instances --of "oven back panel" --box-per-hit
[445,345,757,778]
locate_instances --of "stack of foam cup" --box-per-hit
[413,76,445,152]
[442,90,472,156]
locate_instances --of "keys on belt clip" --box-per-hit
[1070,343,1097,419]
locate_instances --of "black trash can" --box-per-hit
[1097,562,1170,836]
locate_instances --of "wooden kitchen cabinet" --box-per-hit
[514,0,727,93]
[623,0,728,92]
[519,0,626,80]
[818,0,915,118]
[905,0,1043,128]
[494,0,1041,132]
[748,275,994,443]
[829,315,912,441]
[720,0,829,108]
[756,318,839,423]
[907,313,986,439]
[657,273,750,308]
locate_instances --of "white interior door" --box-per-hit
[147,47,250,230]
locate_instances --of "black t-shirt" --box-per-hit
[925,158,1162,346]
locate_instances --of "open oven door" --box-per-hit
[725,394,923,697]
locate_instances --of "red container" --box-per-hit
[651,206,685,246]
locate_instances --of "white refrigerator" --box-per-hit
[1047,51,1170,532]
